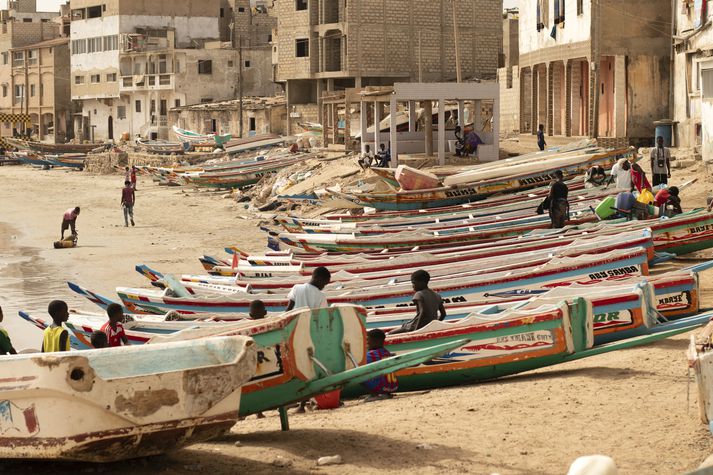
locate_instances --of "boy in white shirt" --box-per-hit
[286,267,331,311]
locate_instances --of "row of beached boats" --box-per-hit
[7,141,713,461]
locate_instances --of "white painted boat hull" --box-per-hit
[0,336,256,462]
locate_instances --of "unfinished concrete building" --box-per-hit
[518,0,671,145]
[274,0,502,135]
[499,8,520,135]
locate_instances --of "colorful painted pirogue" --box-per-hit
[74,247,650,315]
[327,147,634,210]
[0,336,257,462]
[19,306,466,418]
[182,154,309,189]
[342,300,713,396]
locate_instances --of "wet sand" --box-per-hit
[1,165,713,474]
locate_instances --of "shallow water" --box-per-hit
[0,222,85,350]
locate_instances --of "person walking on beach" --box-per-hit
[121,180,135,227]
[537,124,547,151]
[61,206,80,239]
[130,166,138,190]
[42,300,70,353]
[101,303,128,347]
[650,136,671,187]
[0,305,17,355]
[390,270,446,335]
[286,267,331,311]
[362,329,398,401]
[124,166,131,182]
[548,170,569,229]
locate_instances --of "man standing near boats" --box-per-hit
[650,136,671,187]
[121,180,136,227]
[548,170,569,228]
[286,267,331,311]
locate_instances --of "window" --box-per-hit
[702,68,713,99]
[87,5,102,18]
[74,75,84,84]
[295,38,309,57]
[554,0,565,25]
[2,52,7,65]
[200,98,213,103]
[117,105,126,119]
[12,51,23,67]
[249,117,256,131]
[268,34,273,43]
[103,35,118,51]
[220,7,224,17]
[87,37,102,53]
[30,84,35,97]
[22,18,31,23]
[158,54,167,74]
[150,100,155,114]
[228,60,233,67]
[106,73,117,82]
[577,0,583,15]
[27,50,37,65]
[174,99,181,108]
[71,39,86,55]
[238,7,245,12]
[244,60,251,68]
[198,60,212,74]
[160,99,167,116]
[14,84,24,100]
[296,0,308,11]
[536,0,549,31]
[135,100,142,112]
[2,85,7,97]
[90,74,100,83]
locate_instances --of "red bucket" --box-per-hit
[314,389,341,410]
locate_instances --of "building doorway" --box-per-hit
[108,116,114,140]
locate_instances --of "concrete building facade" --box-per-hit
[70,0,276,142]
[672,2,713,159]
[517,0,671,144]
[274,0,502,135]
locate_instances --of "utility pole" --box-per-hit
[238,34,243,138]
[451,0,461,83]
[418,30,423,83]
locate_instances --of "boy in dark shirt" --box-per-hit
[390,270,446,334]
[0,305,17,355]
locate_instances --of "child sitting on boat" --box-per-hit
[101,303,129,347]
[250,300,267,319]
[42,300,70,353]
[390,270,446,335]
[91,331,108,349]
[0,305,17,355]
[362,329,398,401]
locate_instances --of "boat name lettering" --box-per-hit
[659,294,683,305]
[594,312,623,323]
[495,332,550,343]
[587,266,638,280]
[688,224,713,234]
[445,188,477,198]
[518,174,555,186]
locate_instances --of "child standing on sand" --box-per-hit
[42,300,70,352]
[362,329,398,401]
[390,270,446,335]
[0,305,17,355]
[101,303,129,347]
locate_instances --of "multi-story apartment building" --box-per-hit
[0,0,66,142]
[517,0,671,144]
[1,38,72,142]
[70,0,273,141]
[274,0,502,134]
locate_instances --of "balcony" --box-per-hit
[120,74,174,92]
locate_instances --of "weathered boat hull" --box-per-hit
[0,336,256,462]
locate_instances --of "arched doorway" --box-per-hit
[108,116,114,140]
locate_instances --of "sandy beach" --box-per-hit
[2,161,713,474]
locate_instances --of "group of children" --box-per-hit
[0,265,448,405]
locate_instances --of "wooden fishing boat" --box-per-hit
[45,154,86,169]
[342,301,713,396]
[75,247,649,315]
[327,147,634,210]
[21,306,465,420]
[13,151,52,167]
[136,139,186,155]
[6,138,107,154]
[183,155,309,189]
[0,335,256,462]
[172,125,232,146]
[687,319,713,434]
